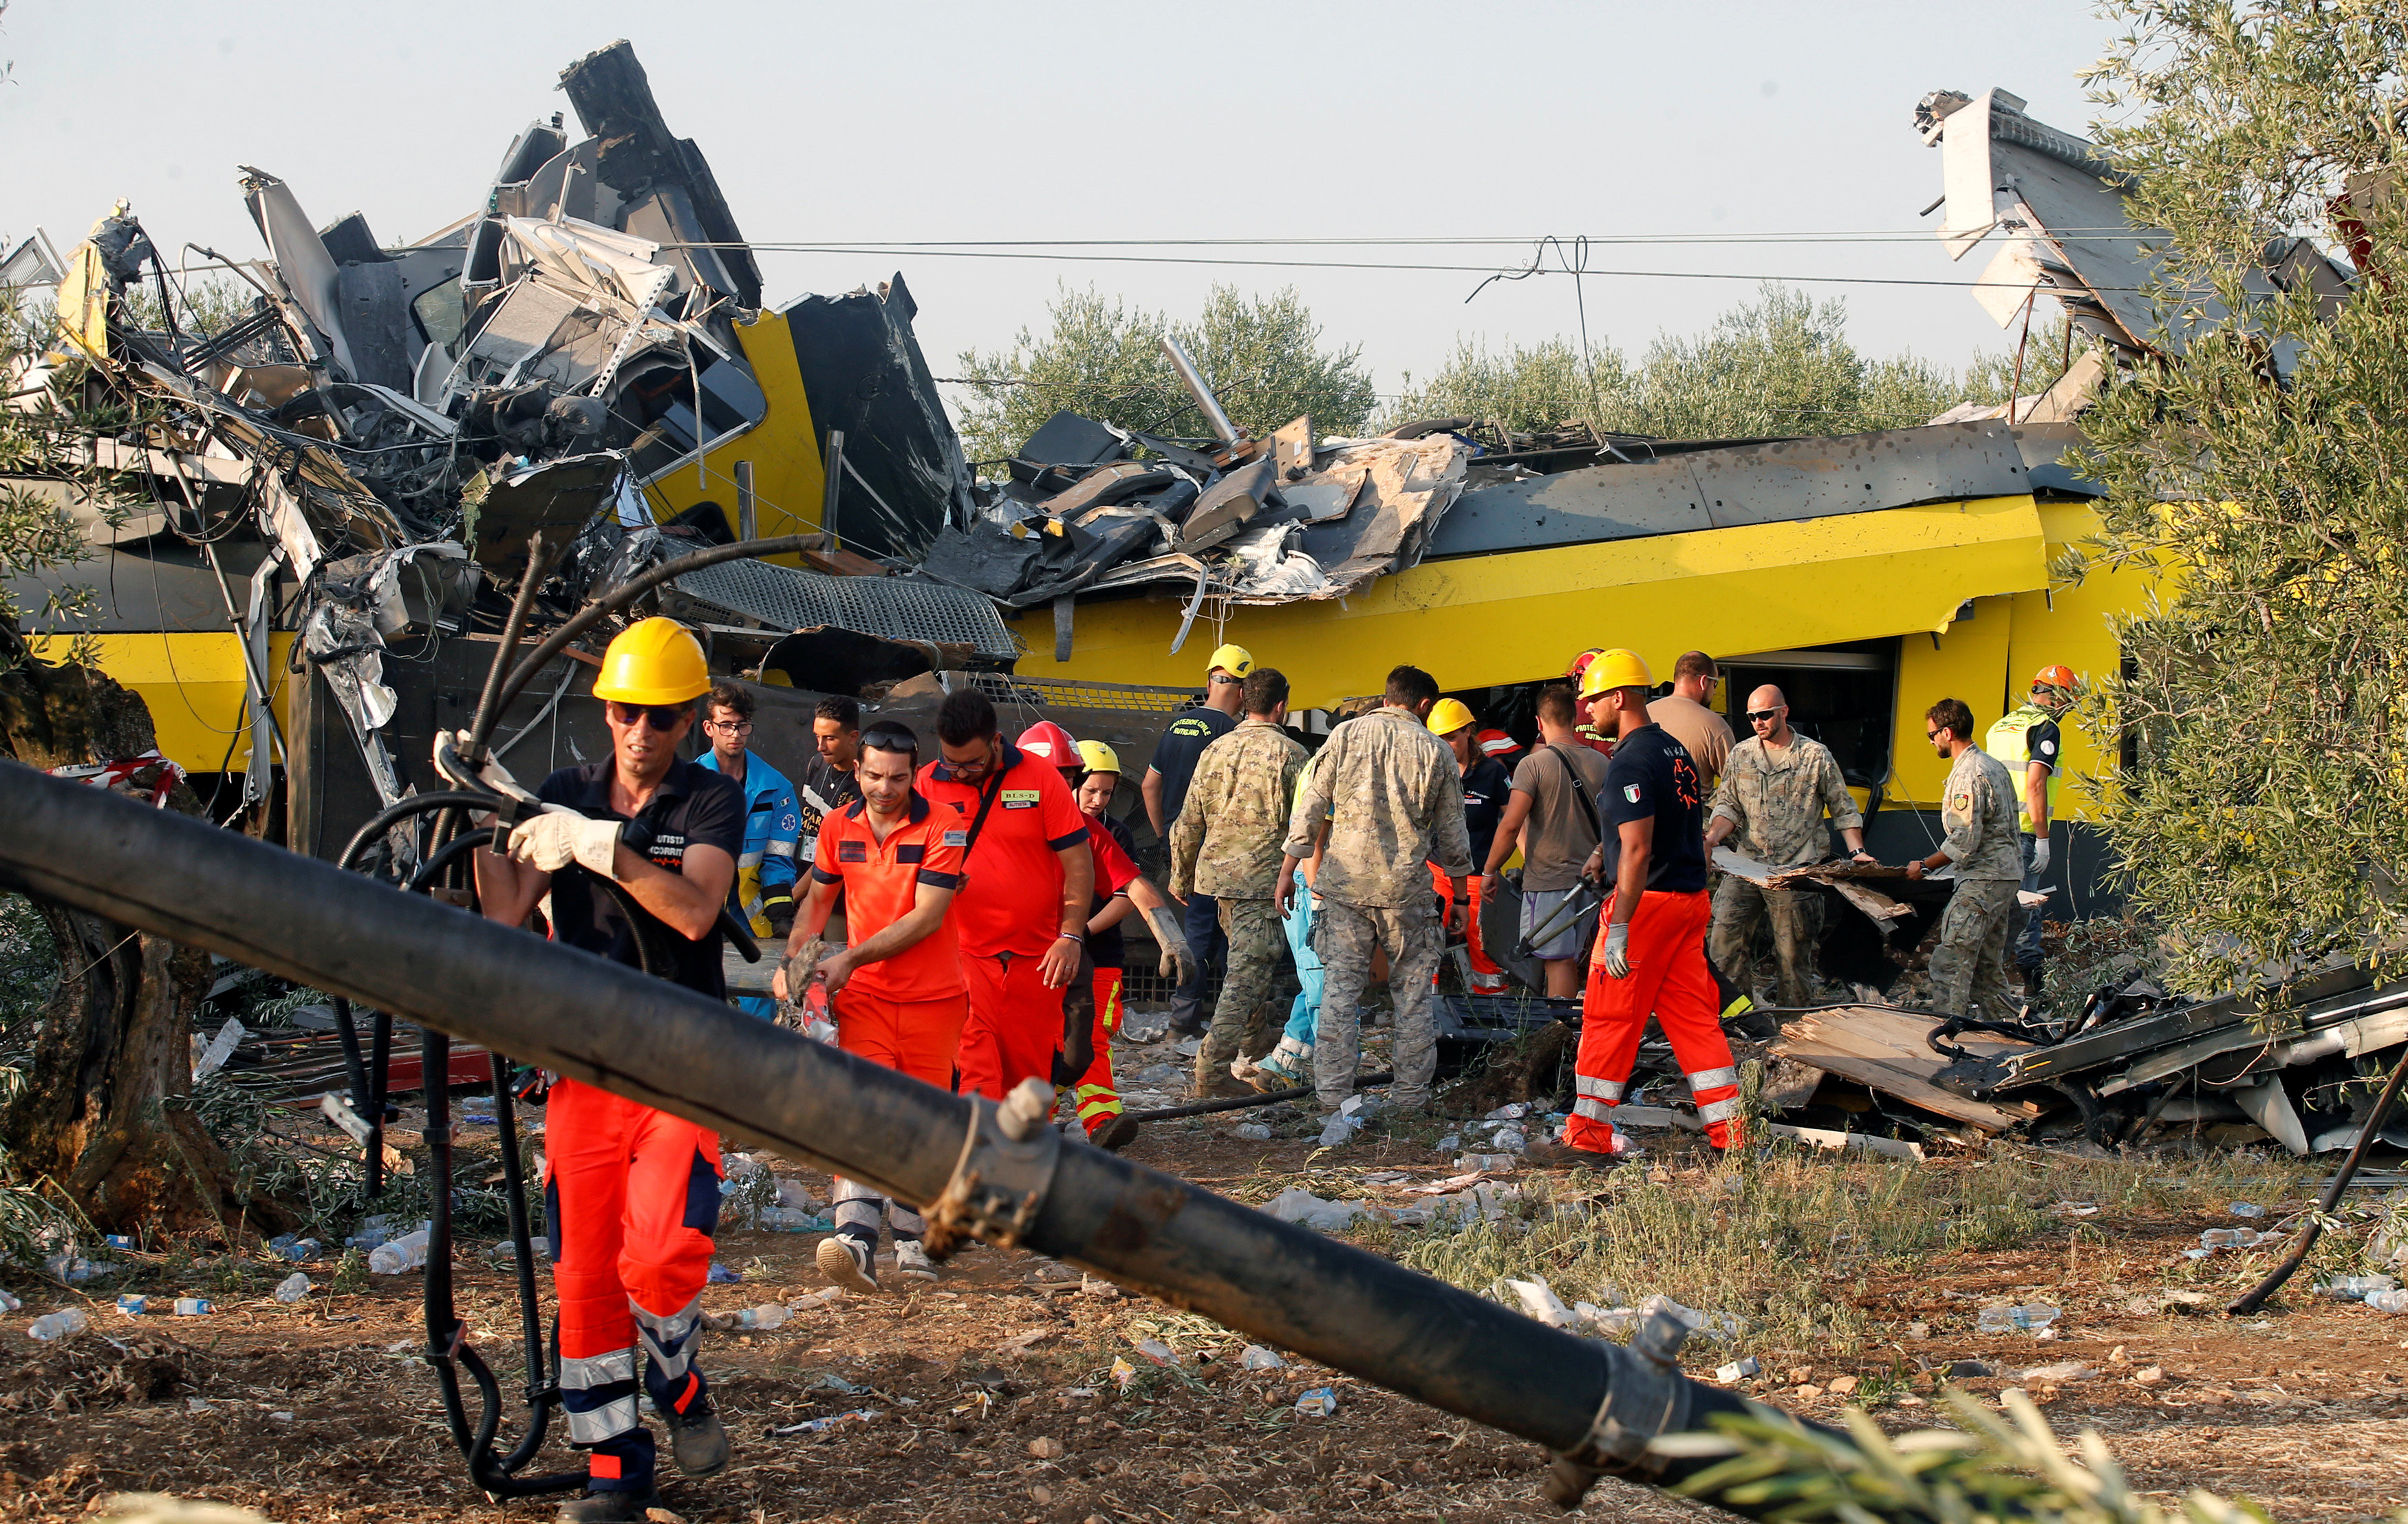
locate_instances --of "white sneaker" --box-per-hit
[892,1238,938,1283]
[816,1234,878,1294]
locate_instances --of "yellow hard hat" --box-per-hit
[1207,643,1256,679]
[1576,647,1651,700]
[1426,697,1477,736]
[1075,739,1122,775]
[592,616,711,705]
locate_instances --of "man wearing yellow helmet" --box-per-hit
[473,616,742,1522]
[1145,643,1254,1038]
[1428,696,1510,996]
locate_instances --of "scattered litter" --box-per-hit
[43,1254,116,1284]
[1027,1260,1082,1284]
[1637,1294,1741,1340]
[186,1397,214,1413]
[1264,1186,1369,1232]
[791,1287,845,1309]
[2229,1202,2266,1218]
[2367,1289,2408,1315]
[384,1339,417,1353]
[267,1234,321,1262]
[1455,1153,1518,1173]
[274,1273,313,1304]
[808,1371,866,1393]
[1499,1277,1577,1329]
[1173,1038,1203,1058]
[771,1410,879,1436]
[1975,1302,2062,1335]
[174,1298,212,1316]
[366,1227,431,1275]
[995,1329,1052,1355]
[103,1234,137,1252]
[2021,1362,2098,1383]
[116,1295,153,1317]
[1765,1124,1926,1161]
[1716,1357,1761,1382]
[1110,1357,1138,1391]
[758,1206,835,1232]
[2134,1366,2165,1385]
[2319,1275,2398,1300]
[269,1411,292,1422]
[1484,1104,1531,1121]
[1130,1338,1178,1366]
[1575,1304,1638,1337]
[1240,1345,1285,1371]
[707,1263,744,1285]
[27,1308,88,1340]
[1232,1123,1273,1142]
[1293,1386,1339,1417]
[775,1179,824,1212]
[729,1304,791,1331]
[1434,1133,1462,1152]
[1317,1114,1363,1148]
[2199,1227,2274,1251]
[0,1291,16,1313]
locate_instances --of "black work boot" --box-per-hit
[2018,961,2045,998]
[665,1395,730,1477]
[556,1488,660,1523]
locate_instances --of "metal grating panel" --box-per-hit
[672,559,1017,661]
[971,673,1200,715]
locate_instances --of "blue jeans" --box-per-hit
[1281,888,1324,1049]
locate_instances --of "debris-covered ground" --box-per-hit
[3,1016,2406,1524]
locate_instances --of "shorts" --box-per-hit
[1519,885,1596,961]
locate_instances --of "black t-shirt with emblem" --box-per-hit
[535,758,745,998]
[1148,707,1237,827]
[1599,722,1709,894]
[1461,754,1513,874]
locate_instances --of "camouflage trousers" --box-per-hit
[1708,877,1819,1009]
[1194,896,1285,1091]
[1927,877,2019,1022]
[1311,897,1443,1114]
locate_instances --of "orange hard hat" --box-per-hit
[1015,720,1082,769]
[2032,664,2078,695]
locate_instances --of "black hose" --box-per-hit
[490,535,812,722]
[408,829,497,896]
[1,764,1834,1510]
[463,528,559,766]
[1124,1073,1395,1123]
[336,791,503,877]
[2230,1045,2408,1316]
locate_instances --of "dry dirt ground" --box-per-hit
[3,1036,2406,1524]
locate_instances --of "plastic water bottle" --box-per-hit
[1316,1113,1361,1148]
[2319,1274,2399,1300]
[367,1227,431,1275]
[28,1308,88,1340]
[2200,1227,2264,1249]
[2367,1288,2408,1315]
[173,1298,213,1316]
[0,1290,18,1314]
[281,1238,321,1263]
[758,1205,818,1232]
[734,1303,791,1330]
[273,1272,312,1303]
[1976,1302,2062,1334]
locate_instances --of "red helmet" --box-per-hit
[1476,728,1521,761]
[1015,720,1082,769]
[1567,647,1605,682]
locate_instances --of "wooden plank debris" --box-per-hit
[1774,1005,2043,1133]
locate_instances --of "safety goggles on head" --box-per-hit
[1209,672,1243,687]
[861,723,918,760]
[607,700,689,733]
[1745,707,1785,724]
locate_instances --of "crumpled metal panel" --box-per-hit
[671,558,1016,661]
[1426,421,2036,558]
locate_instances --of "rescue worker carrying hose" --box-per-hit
[1555,650,1743,1161]
[471,616,739,1523]
[919,689,1097,1099]
[773,722,965,1293]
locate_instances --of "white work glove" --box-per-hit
[1601,922,1632,979]
[1149,907,1198,987]
[435,728,538,803]
[507,811,623,875]
[2028,837,2051,877]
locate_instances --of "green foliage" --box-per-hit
[1666,1387,2277,1524]
[2063,3,2408,995]
[1387,285,2055,441]
[0,283,131,666]
[953,283,1377,464]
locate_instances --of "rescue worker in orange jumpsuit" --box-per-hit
[1559,650,1744,1159]
[473,618,740,1523]
[918,689,1097,1099]
[774,722,966,1294]
[1016,725,1195,1148]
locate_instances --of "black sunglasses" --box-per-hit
[606,701,688,733]
[1745,708,1784,723]
[861,725,919,758]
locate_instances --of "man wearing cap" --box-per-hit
[1170,669,1307,1099]
[1559,649,1742,1157]
[775,722,963,1294]
[1145,643,1254,1038]
[920,690,1097,1102]
[473,617,740,1523]
[1278,665,1473,1126]
[1702,685,1871,1009]
[1481,684,1609,1000]
[1647,652,1734,795]
[1986,667,2076,994]
[1430,696,1512,996]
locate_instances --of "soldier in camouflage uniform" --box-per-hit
[1277,666,1474,1120]
[1701,685,1873,1007]
[1906,698,2025,1022]
[1170,669,1309,1099]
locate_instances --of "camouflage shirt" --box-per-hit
[1169,718,1308,900]
[1710,733,1864,866]
[1939,745,2023,881]
[1282,705,1473,908]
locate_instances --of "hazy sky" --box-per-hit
[3,1,2121,414]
